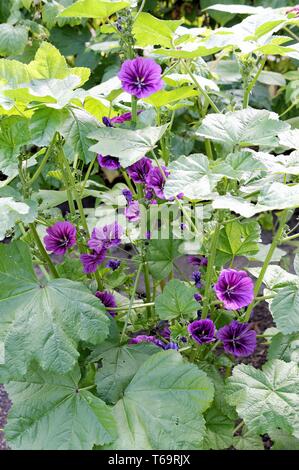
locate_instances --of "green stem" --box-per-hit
[121,263,143,342]
[29,132,58,186]
[245,210,289,321]
[30,223,59,279]
[284,26,299,42]
[204,139,213,160]
[202,221,221,319]
[282,232,299,243]
[143,260,152,319]
[121,169,136,195]
[182,60,220,113]
[81,155,97,194]
[107,301,155,312]
[243,57,266,108]
[131,95,138,127]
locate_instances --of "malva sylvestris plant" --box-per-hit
[0,0,299,451]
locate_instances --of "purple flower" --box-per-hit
[125,201,140,222]
[214,269,254,310]
[88,223,123,253]
[146,230,151,240]
[129,335,163,348]
[217,320,256,357]
[287,6,299,17]
[118,57,163,99]
[154,321,171,340]
[127,157,153,184]
[102,116,113,127]
[80,249,106,274]
[106,259,121,271]
[44,221,76,255]
[97,154,121,170]
[146,166,170,199]
[188,255,208,267]
[122,189,133,204]
[192,271,201,289]
[194,293,202,302]
[188,319,215,345]
[165,342,179,350]
[96,290,117,316]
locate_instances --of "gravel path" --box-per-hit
[0,385,11,450]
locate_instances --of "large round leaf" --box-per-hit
[105,351,214,449]
[5,365,116,450]
[0,241,110,375]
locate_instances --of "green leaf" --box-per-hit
[258,182,299,210]
[270,285,299,334]
[0,197,36,240]
[196,108,289,149]
[147,239,182,281]
[201,406,234,450]
[204,3,264,15]
[0,116,31,177]
[105,351,214,450]
[226,360,299,438]
[59,0,129,18]
[268,332,299,364]
[92,342,159,404]
[61,107,99,163]
[155,279,198,321]
[253,150,299,175]
[233,431,264,450]
[164,153,221,200]
[271,430,299,450]
[133,12,182,48]
[164,72,219,91]
[28,42,90,86]
[27,75,82,109]
[5,365,116,449]
[216,220,261,265]
[89,125,168,168]
[279,129,299,150]
[0,23,28,57]
[144,87,198,108]
[0,241,110,375]
[30,107,69,147]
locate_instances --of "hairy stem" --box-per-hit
[245,210,289,321]
[243,57,266,108]
[121,263,143,342]
[30,223,59,279]
[202,221,221,319]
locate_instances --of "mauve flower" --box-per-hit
[80,249,106,274]
[97,154,121,170]
[118,57,163,99]
[125,201,140,222]
[154,321,171,340]
[188,319,215,345]
[106,259,121,271]
[194,293,202,302]
[122,189,133,204]
[146,230,151,240]
[129,335,163,348]
[102,116,113,127]
[188,255,208,267]
[287,6,299,17]
[103,111,143,127]
[96,290,117,316]
[217,320,256,357]
[127,157,152,184]
[165,342,179,350]
[44,221,76,255]
[146,166,170,199]
[88,223,123,253]
[214,269,254,310]
[192,271,201,288]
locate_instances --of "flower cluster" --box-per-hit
[81,222,123,273]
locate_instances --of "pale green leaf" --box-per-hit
[59,0,129,18]
[0,116,31,177]
[0,23,28,57]
[89,125,168,168]
[226,360,299,437]
[133,12,182,48]
[164,153,221,200]
[144,87,198,108]
[196,108,289,149]
[30,107,69,147]
[270,285,299,334]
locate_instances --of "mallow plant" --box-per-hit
[0,1,299,451]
